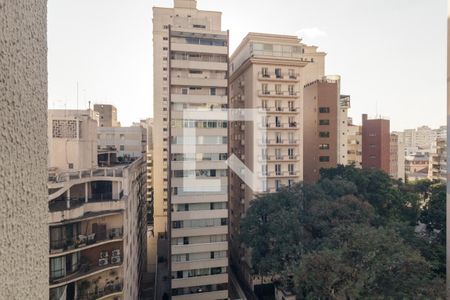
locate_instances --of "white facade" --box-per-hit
[153,1,229,298]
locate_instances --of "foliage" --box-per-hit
[240,166,446,299]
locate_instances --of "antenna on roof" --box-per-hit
[376,100,378,119]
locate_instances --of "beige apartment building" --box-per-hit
[303,76,349,182]
[47,109,147,300]
[428,138,447,182]
[229,32,326,294]
[97,126,147,162]
[390,133,405,180]
[94,104,121,128]
[153,1,229,299]
[347,118,362,168]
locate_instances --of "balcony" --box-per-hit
[265,122,298,129]
[171,59,227,71]
[50,256,123,288]
[49,227,123,256]
[77,282,123,300]
[258,90,299,98]
[48,197,125,224]
[49,167,124,184]
[257,72,300,82]
[171,76,227,88]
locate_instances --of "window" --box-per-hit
[319,144,330,150]
[288,148,294,159]
[275,68,282,78]
[261,164,268,176]
[275,100,282,111]
[319,156,330,162]
[193,24,206,28]
[275,116,281,127]
[262,84,269,94]
[288,69,296,79]
[275,84,282,95]
[275,164,281,175]
[276,132,282,144]
[288,85,295,96]
[275,180,281,191]
[319,107,330,113]
[369,144,376,148]
[288,101,295,111]
[289,117,296,127]
[275,148,282,160]
[288,164,294,175]
[120,145,125,151]
[262,100,268,109]
[261,67,269,77]
[319,119,330,125]
[319,132,330,138]
[50,257,66,279]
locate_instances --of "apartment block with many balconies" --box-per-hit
[47,109,147,300]
[153,1,229,299]
[229,32,325,296]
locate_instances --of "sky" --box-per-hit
[48,0,447,131]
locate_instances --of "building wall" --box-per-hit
[154,1,230,298]
[229,32,326,291]
[98,126,147,160]
[0,1,49,298]
[361,114,390,174]
[347,122,362,168]
[48,109,99,171]
[94,104,120,127]
[123,158,147,300]
[303,78,340,183]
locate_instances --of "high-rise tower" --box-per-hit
[153,1,229,298]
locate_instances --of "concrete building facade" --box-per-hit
[97,126,147,162]
[303,76,349,182]
[94,104,121,128]
[361,114,390,174]
[346,119,362,168]
[229,32,325,295]
[429,138,447,182]
[47,110,147,300]
[0,1,49,298]
[153,1,230,298]
[390,133,405,180]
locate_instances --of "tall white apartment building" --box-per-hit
[153,1,229,299]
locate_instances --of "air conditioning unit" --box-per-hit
[112,249,121,257]
[98,258,109,266]
[111,228,121,238]
[78,235,87,244]
[100,251,109,259]
[111,256,121,264]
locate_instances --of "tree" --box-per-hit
[294,225,445,299]
[240,166,446,298]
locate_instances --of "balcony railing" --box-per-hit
[258,72,299,80]
[49,227,124,254]
[258,90,298,97]
[49,167,125,183]
[50,256,123,286]
[77,282,123,300]
[49,193,121,212]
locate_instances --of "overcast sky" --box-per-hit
[48,0,446,131]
